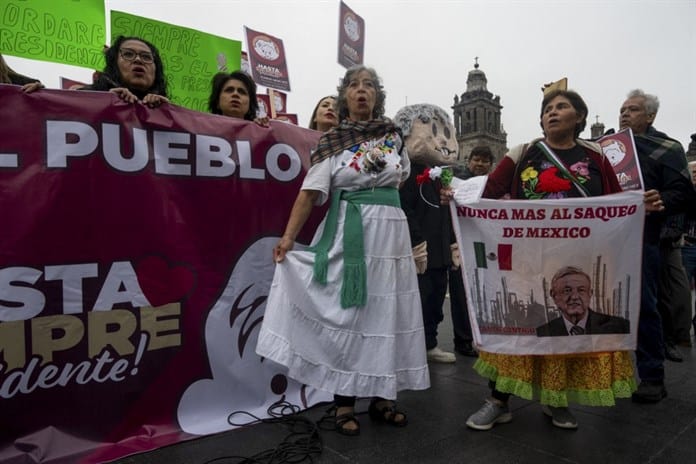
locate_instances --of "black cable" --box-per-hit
[201,399,330,464]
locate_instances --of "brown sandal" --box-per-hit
[368,400,408,427]
[335,412,360,436]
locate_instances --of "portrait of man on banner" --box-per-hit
[450,191,644,356]
[535,265,630,337]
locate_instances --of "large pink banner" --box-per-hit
[0,85,329,463]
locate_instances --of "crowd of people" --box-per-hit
[3,34,695,439]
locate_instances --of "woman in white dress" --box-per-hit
[256,66,429,436]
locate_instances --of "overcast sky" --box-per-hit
[6,0,695,149]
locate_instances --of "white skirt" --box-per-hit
[256,202,430,400]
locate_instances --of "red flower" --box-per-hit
[416,168,431,185]
[535,167,571,193]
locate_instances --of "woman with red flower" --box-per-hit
[461,89,634,431]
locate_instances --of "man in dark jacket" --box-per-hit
[618,89,696,403]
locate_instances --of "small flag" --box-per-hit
[498,244,512,271]
[473,242,512,270]
[474,242,487,268]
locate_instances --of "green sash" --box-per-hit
[310,187,401,308]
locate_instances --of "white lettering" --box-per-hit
[46,120,98,167]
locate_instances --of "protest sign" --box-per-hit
[111,10,241,112]
[244,26,290,91]
[0,85,329,463]
[0,0,105,68]
[598,128,644,191]
[451,193,644,355]
[337,1,364,68]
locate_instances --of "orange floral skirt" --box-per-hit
[474,351,636,407]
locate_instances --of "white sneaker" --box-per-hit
[426,346,456,363]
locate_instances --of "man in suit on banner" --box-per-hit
[536,266,630,337]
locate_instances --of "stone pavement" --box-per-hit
[114,299,696,464]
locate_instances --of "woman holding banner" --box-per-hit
[461,89,636,430]
[82,36,169,108]
[0,53,43,93]
[256,65,429,436]
[308,95,338,132]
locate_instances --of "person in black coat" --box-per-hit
[536,266,630,337]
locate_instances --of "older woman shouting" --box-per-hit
[256,65,429,436]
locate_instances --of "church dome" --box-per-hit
[466,60,488,92]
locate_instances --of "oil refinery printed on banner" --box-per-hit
[450,191,645,355]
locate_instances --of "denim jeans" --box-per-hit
[636,243,665,383]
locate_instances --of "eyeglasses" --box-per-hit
[119,48,154,64]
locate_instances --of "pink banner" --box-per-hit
[0,85,329,463]
[244,27,291,91]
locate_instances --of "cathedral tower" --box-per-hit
[452,59,507,162]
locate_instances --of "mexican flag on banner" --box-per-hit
[473,242,512,270]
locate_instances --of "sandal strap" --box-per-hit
[335,412,359,427]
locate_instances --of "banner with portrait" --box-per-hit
[0,85,330,463]
[451,192,645,355]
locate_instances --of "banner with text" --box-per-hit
[0,85,329,464]
[0,0,105,68]
[337,1,365,68]
[111,10,242,112]
[598,128,644,191]
[451,192,644,355]
[244,26,290,91]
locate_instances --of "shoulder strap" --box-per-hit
[535,141,590,197]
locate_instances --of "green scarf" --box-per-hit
[310,187,401,308]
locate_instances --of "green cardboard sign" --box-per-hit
[111,10,241,111]
[0,0,105,68]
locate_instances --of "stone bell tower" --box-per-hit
[452,58,508,163]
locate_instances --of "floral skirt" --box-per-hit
[474,351,637,407]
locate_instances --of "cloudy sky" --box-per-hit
[6,0,695,149]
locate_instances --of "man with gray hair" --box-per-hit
[619,89,695,402]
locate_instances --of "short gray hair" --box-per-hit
[336,65,386,121]
[627,89,659,115]
[393,103,452,137]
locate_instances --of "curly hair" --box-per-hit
[335,65,386,121]
[208,71,259,121]
[92,36,168,98]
